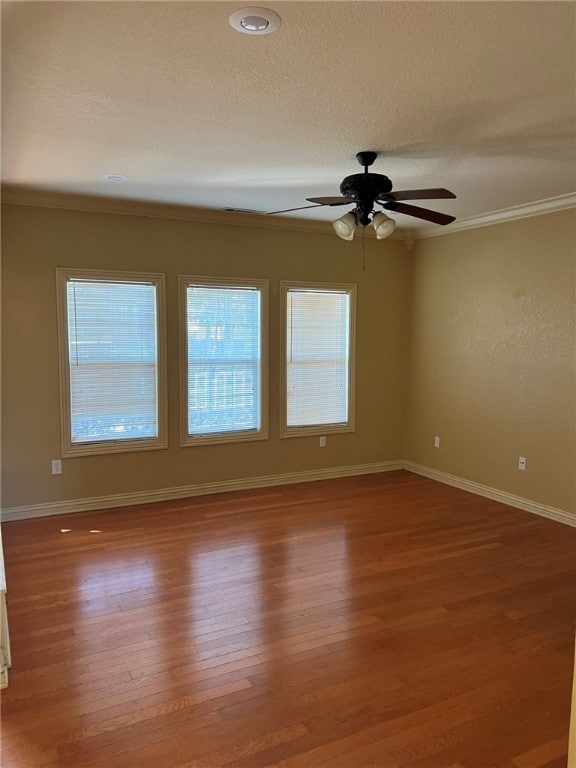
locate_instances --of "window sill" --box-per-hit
[62,437,167,458]
[280,423,354,439]
[180,429,268,448]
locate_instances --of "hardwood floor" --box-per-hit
[1,470,575,768]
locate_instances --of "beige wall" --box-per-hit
[2,204,575,516]
[1,203,411,509]
[405,209,576,516]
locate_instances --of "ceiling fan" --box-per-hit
[267,151,456,240]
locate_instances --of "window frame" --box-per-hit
[280,280,356,439]
[179,275,269,447]
[56,268,168,458]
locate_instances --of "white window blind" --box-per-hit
[65,278,160,445]
[184,282,264,440]
[285,287,352,429]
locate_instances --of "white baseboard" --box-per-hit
[0,461,403,522]
[2,460,573,528]
[404,461,575,528]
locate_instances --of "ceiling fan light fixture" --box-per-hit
[372,211,397,239]
[229,7,281,35]
[333,212,357,241]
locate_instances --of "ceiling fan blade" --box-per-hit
[383,202,456,226]
[306,196,354,206]
[266,204,325,215]
[383,188,457,202]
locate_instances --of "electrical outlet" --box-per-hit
[319,436,326,448]
[518,456,526,471]
[434,436,440,448]
[51,459,62,475]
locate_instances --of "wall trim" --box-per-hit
[2,460,573,527]
[418,193,576,239]
[0,461,403,522]
[404,461,575,527]
[3,188,573,242]
[0,189,403,239]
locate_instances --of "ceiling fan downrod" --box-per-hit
[356,151,378,172]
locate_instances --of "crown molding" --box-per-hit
[0,185,405,240]
[4,185,573,242]
[418,193,576,239]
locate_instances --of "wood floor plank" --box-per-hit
[1,470,575,767]
[511,735,569,768]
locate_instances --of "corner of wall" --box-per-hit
[403,209,576,514]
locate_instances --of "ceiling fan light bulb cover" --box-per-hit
[373,211,397,239]
[333,212,356,240]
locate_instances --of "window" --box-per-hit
[57,269,167,456]
[180,276,268,446]
[281,282,356,438]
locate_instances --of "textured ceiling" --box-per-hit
[2,1,575,230]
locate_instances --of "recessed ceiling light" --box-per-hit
[229,7,281,35]
[103,173,130,182]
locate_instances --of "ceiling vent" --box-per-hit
[223,207,265,215]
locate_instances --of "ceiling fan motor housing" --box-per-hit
[339,173,393,201]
